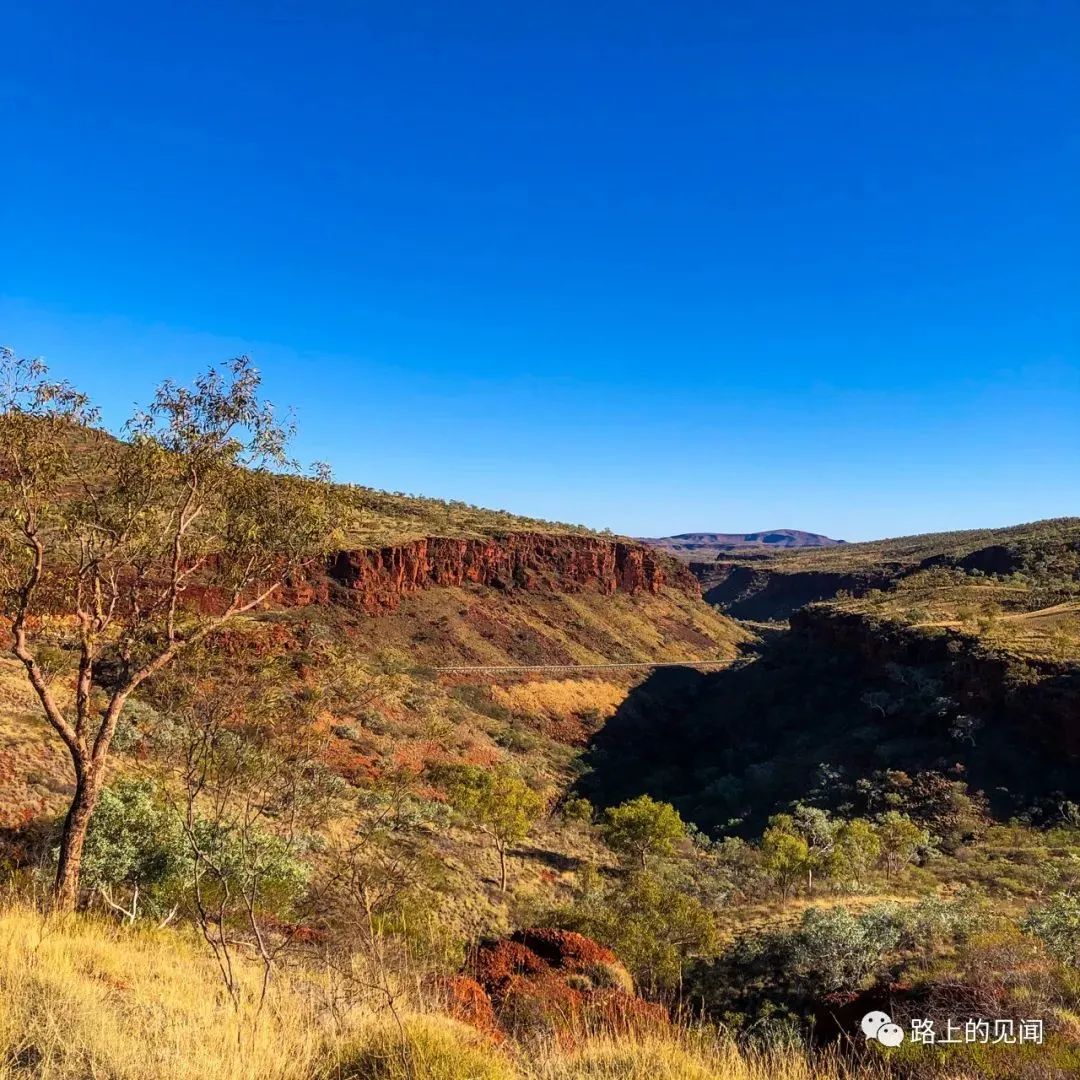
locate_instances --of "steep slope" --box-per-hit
[1,522,749,834]
[579,518,1080,835]
[693,517,1080,621]
[272,530,749,670]
[0,419,751,845]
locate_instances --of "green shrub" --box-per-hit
[1024,892,1080,965]
[553,868,717,996]
[77,778,187,918]
[191,818,310,918]
[437,763,544,892]
[562,796,595,825]
[780,905,904,993]
[112,699,179,753]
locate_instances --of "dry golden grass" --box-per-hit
[333,485,600,548]
[711,517,1080,575]
[0,903,326,1080]
[0,661,72,830]
[330,585,750,670]
[533,1035,877,1080]
[335,1017,517,1080]
[832,571,1080,662]
[491,680,626,724]
[0,902,874,1080]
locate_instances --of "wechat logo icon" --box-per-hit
[862,1011,905,1047]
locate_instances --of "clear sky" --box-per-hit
[2,2,1077,541]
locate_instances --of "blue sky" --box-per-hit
[2,1,1077,541]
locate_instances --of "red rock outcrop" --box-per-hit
[281,534,698,614]
[185,534,697,616]
[443,975,503,1040]
[458,928,668,1043]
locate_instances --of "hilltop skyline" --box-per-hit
[3,2,1078,540]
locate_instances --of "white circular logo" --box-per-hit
[877,1022,905,1047]
[861,1011,892,1039]
[861,1011,904,1045]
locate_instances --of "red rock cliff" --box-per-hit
[284,534,697,614]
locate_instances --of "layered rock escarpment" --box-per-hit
[791,604,1080,761]
[280,534,698,614]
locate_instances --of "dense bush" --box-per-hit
[77,779,187,919]
[61,778,310,923]
[690,897,980,1025]
[552,868,717,996]
[1024,892,1080,966]
[600,796,688,871]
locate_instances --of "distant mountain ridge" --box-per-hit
[643,529,845,557]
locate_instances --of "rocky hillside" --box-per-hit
[691,517,1080,621]
[0,514,749,841]
[579,517,1080,834]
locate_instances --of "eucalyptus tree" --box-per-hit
[0,349,341,908]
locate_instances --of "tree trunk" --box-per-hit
[498,842,507,892]
[53,766,101,910]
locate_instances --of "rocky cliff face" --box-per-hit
[791,605,1080,761]
[282,534,697,614]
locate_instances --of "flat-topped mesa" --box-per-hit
[314,534,698,613]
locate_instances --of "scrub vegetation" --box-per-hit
[2,354,1079,1079]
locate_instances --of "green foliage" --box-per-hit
[111,699,181,754]
[0,351,346,905]
[189,818,310,918]
[692,896,981,1026]
[786,805,836,892]
[877,810,931,879]
[560,796,595,825]
[857,768,988,851]
[317,785,453,963]
[759,807,844,897]
[1024,892,1080,965]
[897,894,982,949]
[600,795,687,870]
[69,777,310,923]
[493,723,539,753]
[757,808,922,897]
[439,763,544,891]
[778,905,904,993]
[441,764,543,846]
[760,824,809,900]
[828,818,881,889]
[78,779,187,917]
[554,867,718,996]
